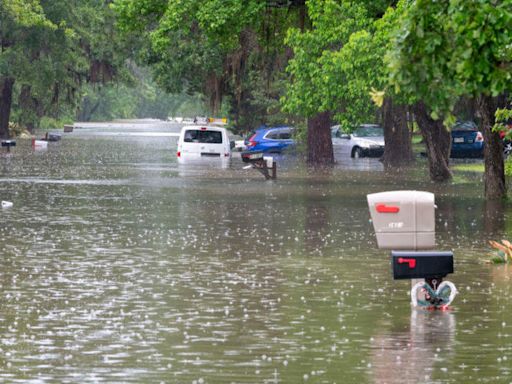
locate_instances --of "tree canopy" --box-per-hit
[282,0,402,129]
[112,0,304,131]
[388,0,512,119]
[0,0,129,137]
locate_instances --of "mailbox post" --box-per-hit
[367,191,457,309]
[241,151,277,180]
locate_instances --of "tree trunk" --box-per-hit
[477,94,507,200]
[381,97,414,168]
[18,84,40,133]
[206,73,223,115]
[77,96,101,122]
[307,111,334,166]
[0,77,15,139]
[413,101,452,182]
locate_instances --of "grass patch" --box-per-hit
[452,163,484,173]
[411,134,423,144]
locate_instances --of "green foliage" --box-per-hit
[388,0,512,117]
[112,0,300,129]
[489,253,507,264]
[493,106,512,139]
[113,0,265,93]
[505,157,512,177]
[283,0,370,119]
[77,82,205,122]
[488,240,512,264]
[1,0,56,29]
[282,0,405,127]
[1,0,133,131]
[39,116,73,131]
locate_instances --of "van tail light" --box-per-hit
[476,132,484,142]
[224,153,230,157]
[177,151,181,157]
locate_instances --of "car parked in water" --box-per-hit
[176,125,232,163]
[331,124,385,158]
[244,126,295,153]
[450,121,484,158]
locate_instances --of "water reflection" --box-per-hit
[483,199,506,234]
[1,122,512,382]
[304,203,330,255]
[370,310,456,384]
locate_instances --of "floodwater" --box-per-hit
[1,121,512,383]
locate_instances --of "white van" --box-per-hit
[176,125,232,163]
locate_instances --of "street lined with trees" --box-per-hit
[1,0,511,198]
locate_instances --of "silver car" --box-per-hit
[331,124,385,158]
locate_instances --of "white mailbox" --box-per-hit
[367,190,435,250]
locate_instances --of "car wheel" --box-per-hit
[504,141,512,159]
[352,147,363,158]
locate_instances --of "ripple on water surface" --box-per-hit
[1,126,512,383]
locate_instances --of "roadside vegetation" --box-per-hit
[1,0,511,199]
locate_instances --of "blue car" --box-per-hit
[450,121,484,158]
[244,126,295,153]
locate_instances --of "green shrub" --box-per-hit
[506,157,512,177]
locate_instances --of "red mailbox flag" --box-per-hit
[375,204,400,213]
[397,257,416,268]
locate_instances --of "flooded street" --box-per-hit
[1,122,512,383]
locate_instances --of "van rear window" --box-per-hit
[184,130,223,144]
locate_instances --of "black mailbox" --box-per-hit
[391,251,453,280]
[241,150,264,163]
[1,140,16,147]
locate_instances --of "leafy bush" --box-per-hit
[506,158,512,177]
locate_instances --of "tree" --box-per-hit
[0,0,55,138]
[0,0,128,138]
[282,1,369,165]
[388,0,512,198]
[113,0,300,131]
[282,0,413,167]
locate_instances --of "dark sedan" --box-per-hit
[450,121,484,158]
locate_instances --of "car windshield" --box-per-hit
[353,125,383,137]
[184,129,223,144]
[453,121,477,131]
